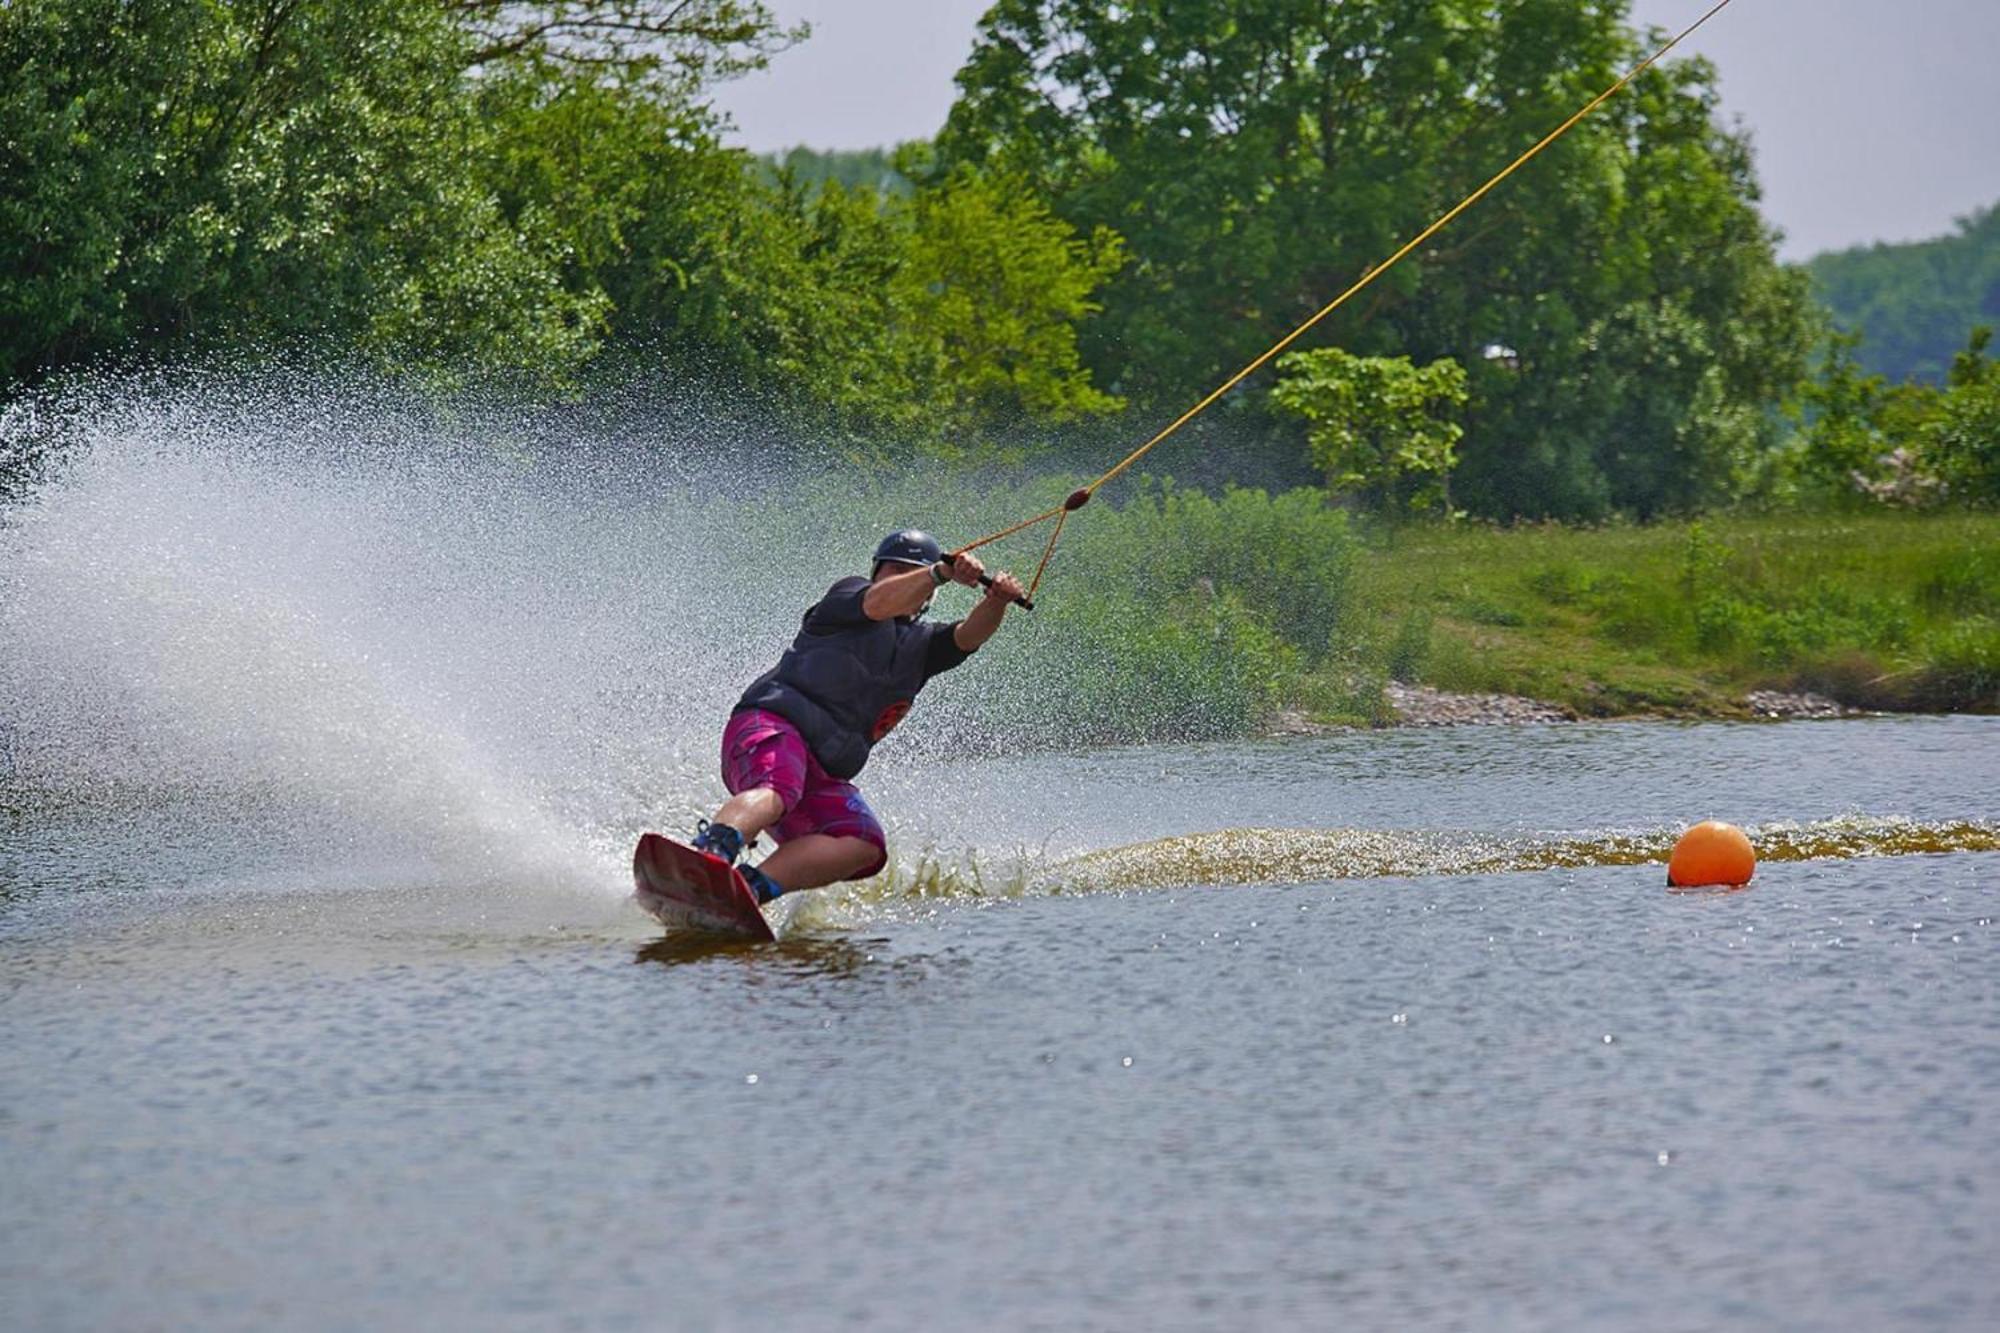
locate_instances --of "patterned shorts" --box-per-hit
[720,709,889,880]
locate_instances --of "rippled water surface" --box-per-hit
[3,375,1996,1327]
[4,717,1997,1331]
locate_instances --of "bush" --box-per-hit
[973,579,1300,746]
[1269,349,1468,515]
[1927,327,2000,504]
[984,481,1353,740]
[1070,482,1358,657]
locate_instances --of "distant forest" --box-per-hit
[763,146,913,196]
[1809,204,2000,383]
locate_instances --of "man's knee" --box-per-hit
[830,835,887,880]
[722,786,788,821]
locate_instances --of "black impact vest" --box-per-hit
[735,577,951,779]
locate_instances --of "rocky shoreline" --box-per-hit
[1741,690,1860,720]
[1383,681,1572,727]
[1270,684,1864,733]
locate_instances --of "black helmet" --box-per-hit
[872,529,943,567]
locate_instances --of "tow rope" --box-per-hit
[950,0,1740,603]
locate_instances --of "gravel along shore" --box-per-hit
[1269,685,1868,734]
[1741,690,1860,720]
[1385,682,1574,726]
[1265,684,1573,734]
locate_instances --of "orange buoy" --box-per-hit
[1667,820,1756,888]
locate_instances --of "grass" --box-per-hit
[1326,513,2000,718]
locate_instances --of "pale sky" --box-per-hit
[712,0,2000,260]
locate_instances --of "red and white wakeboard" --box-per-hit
[632,832,776,941]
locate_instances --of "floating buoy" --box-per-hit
[1667,820,1756,888]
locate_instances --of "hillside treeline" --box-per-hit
[4,0,1995,516]
[1811,205,2000,385]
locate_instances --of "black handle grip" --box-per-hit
[939,553,1034,611]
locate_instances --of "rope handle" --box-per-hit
[938,552,1035,611]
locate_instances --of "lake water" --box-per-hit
[4,717,1996,1331]
[3,373,1997,1327]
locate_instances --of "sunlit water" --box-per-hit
[3,371,1997,1329]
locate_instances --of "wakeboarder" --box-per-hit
[686,530,1026,902]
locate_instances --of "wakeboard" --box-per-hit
[632,832,776,941]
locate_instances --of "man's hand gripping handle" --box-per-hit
[938,552,1034,611]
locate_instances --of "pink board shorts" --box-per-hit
[721,709,889,880]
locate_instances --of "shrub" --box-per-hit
[1066,482,1358,659]
[908,477,1355,745]
[977,581,1300,746]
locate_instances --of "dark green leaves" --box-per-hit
[940,0,1814,519]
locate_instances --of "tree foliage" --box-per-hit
[11,0,1954,524]
[472,62,1125,441]
[885,170,1127,439]
[1809,204,2000,385]
[1788,325,2000,509]
[1792,333,1893,507]
[0,0,606,382]
[0,0,1123,442]
[936,0,1814,519]
[455,0,802,90]
[1928,326,2000,504]
[1270,348,1467,515]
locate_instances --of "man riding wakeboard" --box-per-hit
[688,530,1027,901]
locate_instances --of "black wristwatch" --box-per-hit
[930,562,951,586]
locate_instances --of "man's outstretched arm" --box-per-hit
[860,562,944,620]
[862,551,1002,622]
[953,570,1025,652]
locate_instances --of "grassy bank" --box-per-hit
[754,474,1995,738]
[1333,513,2000,719]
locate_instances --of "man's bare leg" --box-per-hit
[709,788,785,844]
[702,793,877,894]
[757,834,880,892]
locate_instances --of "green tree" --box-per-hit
[1928,326,2000,504]
[477,64,1126,444]
[1270,348,1467,515]
[744,170,1128,445]
[1785,325,1995,510]
[0,0,1130,442]
[1792,332,1892,506]
[886,169,1126,440]
[937,0,1813,519]
[0,0,615,385]
[0,1,810,388]
[455,0,802,93]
